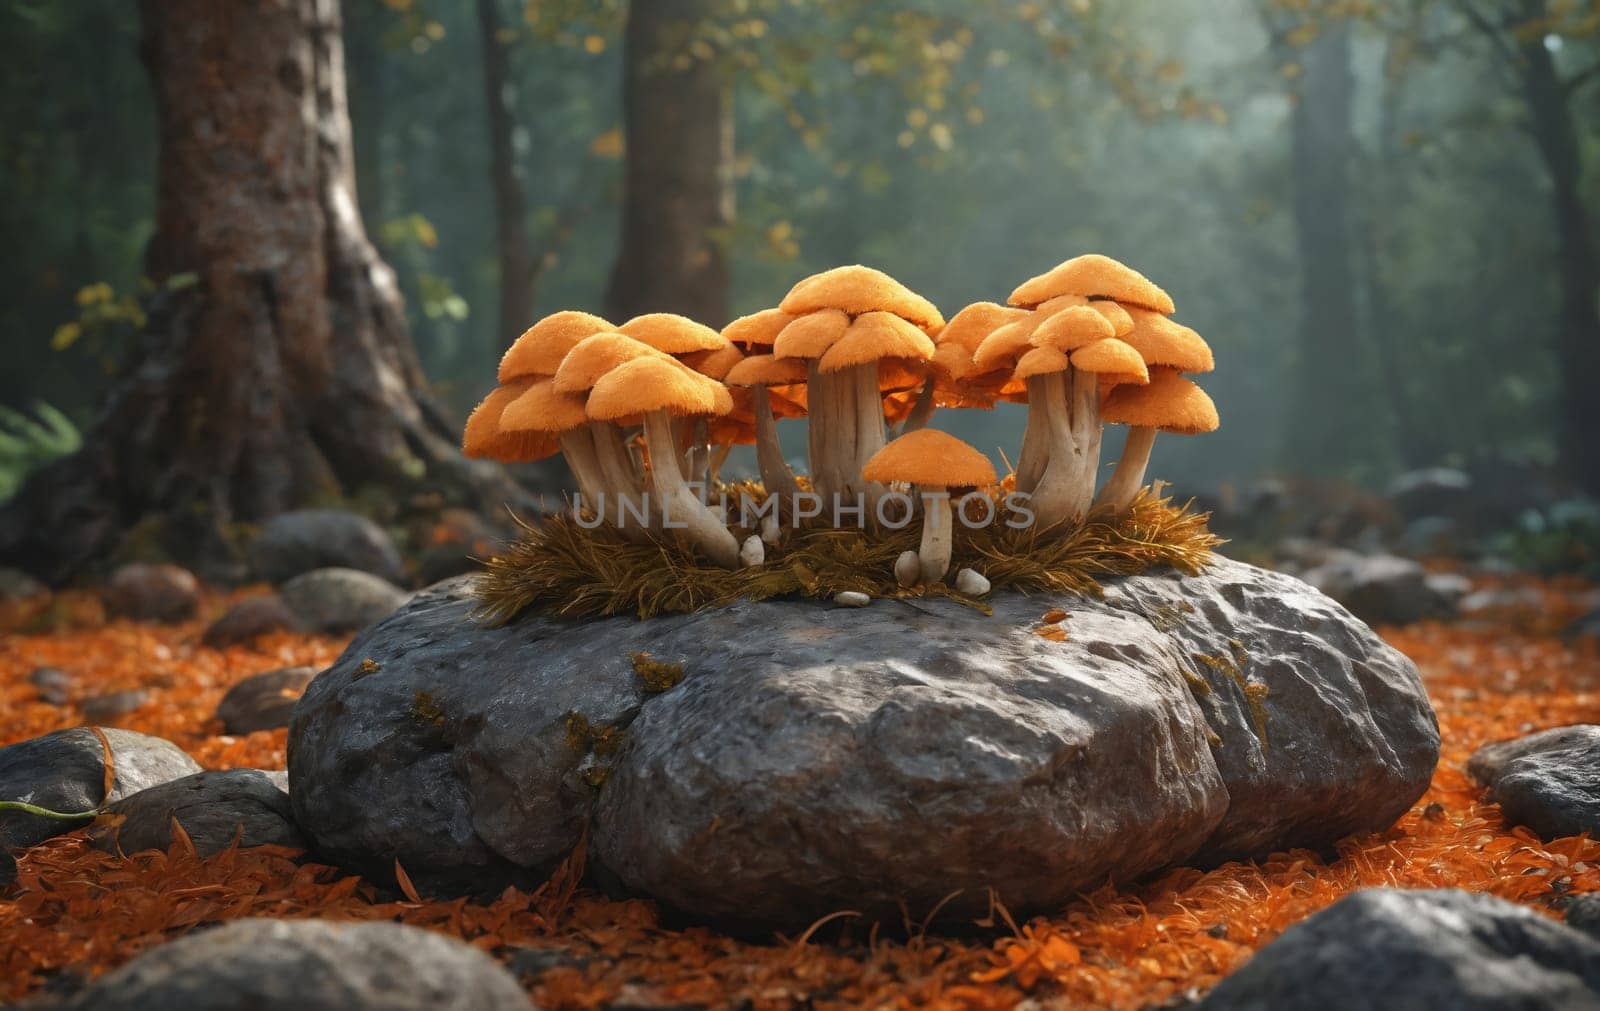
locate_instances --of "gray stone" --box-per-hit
[1423,571,1472,607]
[216,666,317,735]
[1197,888,1600,1011]
[1300,552,1455,625]
[57,918,532,1011]
[79,689,151,723]
[102,563,200,623]
[290,559,1437,927]
[0,566,46,599]
[95,770,304,857]
[1569,895,1600,941]
[202,595,304,649]
[279,568,407,635]
[0,728,201,849]
[1387,467,1473,518]
[251,509,406,586]
[1461,585,1546,615]
[30,666,73,706]
[1468,725,1600,840]
[1100,559,1439,862]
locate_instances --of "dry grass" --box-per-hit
[473,488,1222,623]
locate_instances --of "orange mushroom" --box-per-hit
[1093,368,1219,514]
[862,429,996,584]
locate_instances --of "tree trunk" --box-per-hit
[603,0,732,326]
[0,0,527,584]
[1517,27,1600,495]
[476,0,535,344]
[1283,20,1365,472]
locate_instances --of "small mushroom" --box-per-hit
[862,429,997,584]
[894,550,921,588]
[498,379,606,511]
[739,534,765,568]
[1094,368,1219,514]
[724,354,809,508]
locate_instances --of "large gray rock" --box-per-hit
[290,558,1437,927]
[1,728,201,850]
[1300,552,1455,625]
[1468,725,1600,840]
[279,568,407,635]
[95,770,304,857]
[251,509,406,586]
[57,918,531,1011]
[1198,888,1600,1010]
[1103,560,1441,862]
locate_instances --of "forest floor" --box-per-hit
[2,574,1598,1010]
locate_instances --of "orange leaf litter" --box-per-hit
[2,576,1597,1009]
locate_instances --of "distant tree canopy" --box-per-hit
[2,0,1596,497]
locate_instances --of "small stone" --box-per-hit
[1467,725,1600,841]
[202,595,303,649]
[894,550,920,588]
[0,566,46,600]
[833,590,871,607]
[30,666,73,706]
[94,769,304,857]
[954,568,991,596]
[55,918,531,1011]
[739,535,765,568]
[250,508,406,586]
[279,568,407,635]
[102,563,200,624]
[80,689,151,723]
[216,667,318,735]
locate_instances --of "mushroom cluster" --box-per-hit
[462,255,1218,582]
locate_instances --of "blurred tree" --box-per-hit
[1448,0,1599,493]
[0,0,525,583]
[477,0,537,342]
[605,0,733,325]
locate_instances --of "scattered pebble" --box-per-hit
[760,513,781,545]
[29,667,72,706]
[833,591,871,608]
[739,535,765,568]
[894,551,920,588]
[79,689,151,723]
[102,563,200,624]
[954,568,991,596]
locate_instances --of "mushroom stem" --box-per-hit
[806,361,855,508]
[708,443,733,486]
[642,409,741,568]
[1027,370,1091,531]
[850,364,889,509]
[901,376,937,434]
[752,387,801,511]
[591,422,651,541]
[918,490,954,583]
[1093,425,1157,514]
[1069,368,1103,513]
[1014,375,1051,494]
[690,418,711,502]
[557,428,606,515]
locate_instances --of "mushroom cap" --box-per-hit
[861,428,997,488]
[1031,304,1116,352]
[587,356,734,422]
[552,332,670,393]
[1121,307,1215,373]
[876,358,928,392]
[939,301,1031,351]
[617,313,728,354]
[1102,368,1219,433]
[1009,254,1176,314]
[779,264,944,331]
[818,311,936,374]
[1090,299,1136,337]
[970,319,1037,373]
[1014,345,1072,379]
[722,307,796,348]
[1070,338,1150,384]
[463,380,559,462]
[499,378,590,435]
[498,310,613,383]
[772,308,851,360]
[680,343,746,381]
[724,354,809,388]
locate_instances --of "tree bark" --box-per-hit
[0,0,527,584]
[603,0,732,326]
[1281,20,1365,472]
[1516,20,1600,495]
[476,0,536,344]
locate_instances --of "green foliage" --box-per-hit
[0,402,81,503]
[1491,499,1600,578]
